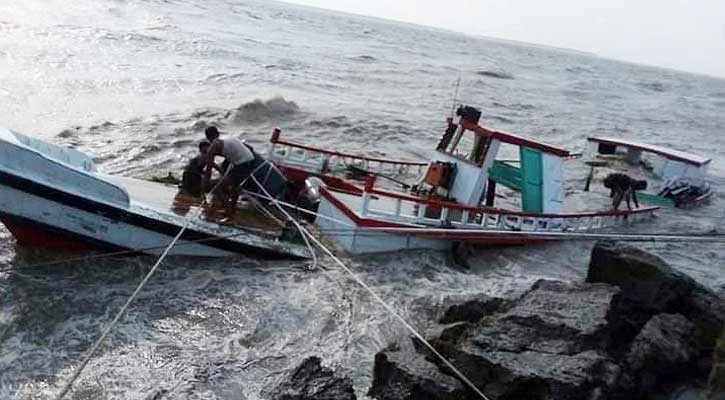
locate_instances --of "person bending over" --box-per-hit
[180,139,222,197]
[202,126,255,214]
[603,173,647,211]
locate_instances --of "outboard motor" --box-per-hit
[294,177,323,222]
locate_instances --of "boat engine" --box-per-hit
[294,177,323,222]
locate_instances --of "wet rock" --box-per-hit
[368,244,722,400]
[628,313,696,371]
[439,295,508,324]
[627,313,697,395]
[707,332,725,400]
[684,285,725,354]
[587,241,693,313]
[367,338,469,400]
[587,241,725,354]
[430,280,625,399]
[270,356,356,400]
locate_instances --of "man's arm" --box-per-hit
[204,141,223,181]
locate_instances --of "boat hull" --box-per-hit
[316,188,557,255]
[0,177,306,258]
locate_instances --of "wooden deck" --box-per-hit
[102,175,286,236]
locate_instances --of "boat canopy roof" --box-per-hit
[588,136,711,167]
[461,120,570,157]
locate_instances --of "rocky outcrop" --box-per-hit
[626,313,697,396]
[270,357,356,400]
[367,338,469,400]
[368,242,724,400]
[438,296,508,324]
[588,241,725,362]
[428,280,628,400]
[707,332,725,400]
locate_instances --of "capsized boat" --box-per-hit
[0,128,310,258]
[269,106,659,255]
[585,136,713,208]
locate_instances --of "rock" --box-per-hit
[587,241,693,313]
[366,242,723,400]
[430,280,626,399]
[627,313,697,395]
[462,280,620,355]
[439,296,508,324]
[587,241,725,353]
[684,285,725,353]
[707,332,725,400]
[270,357,356,400]
[367,337,470,400]
[627,313,696,371]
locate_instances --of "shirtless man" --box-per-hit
[202,126,256,214]
[603,173,647,211]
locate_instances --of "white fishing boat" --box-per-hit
[269,106,659,255]
[0,128,310,258]
[586,136,713,208]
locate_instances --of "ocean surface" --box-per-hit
[1,0,724,398]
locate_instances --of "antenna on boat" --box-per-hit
[450,74,461,118]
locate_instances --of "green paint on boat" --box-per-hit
[637,192,676,207]
[489,160,522,191]
[520,147,543,212]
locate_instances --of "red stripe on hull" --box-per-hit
[1,219,102,252]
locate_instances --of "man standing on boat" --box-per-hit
[202,126,256,215]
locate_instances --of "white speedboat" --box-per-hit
[0,128,309,258]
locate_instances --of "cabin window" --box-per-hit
[445,130,489,165]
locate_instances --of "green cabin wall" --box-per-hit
[520,147,543,212]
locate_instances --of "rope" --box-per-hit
[54,165,234,399]
[54,218,191,399]
[249,173,491,400]
[0,228,273,274]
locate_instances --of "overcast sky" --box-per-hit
[287,0,725,78]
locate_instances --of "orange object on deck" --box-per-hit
[424,162,454,189]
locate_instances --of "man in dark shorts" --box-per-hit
[603,173,647,211]
[203,126,256,214]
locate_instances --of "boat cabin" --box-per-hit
[421,106,571,213]
[586,136,711,187]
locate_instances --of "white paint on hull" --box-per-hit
[316,197,450,255]
[0,183,235,257]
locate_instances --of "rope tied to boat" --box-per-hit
[248,172,493,400]
[54,165,235,399]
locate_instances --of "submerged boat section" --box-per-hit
[0,128,310,259]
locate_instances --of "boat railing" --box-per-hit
[269,129,427,176]
[356,182,658,233]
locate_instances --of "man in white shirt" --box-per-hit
[203,126,256,215]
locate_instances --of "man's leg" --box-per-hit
[624,187,633,210]
[226,161,255,215]
[612,188,624,211]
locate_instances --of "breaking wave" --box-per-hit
[347,55,378,63]
[231,97,300,123]
[476,70,514,80]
